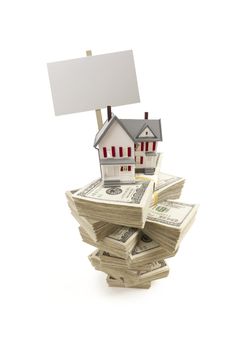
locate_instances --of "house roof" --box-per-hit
[94,115,162,147]
[120,119,162,142]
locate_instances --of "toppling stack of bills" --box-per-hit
[66,169,197,289]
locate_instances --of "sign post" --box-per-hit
[86,50,103,130]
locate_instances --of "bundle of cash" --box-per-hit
[66,172,185,240]
[144,200,198,252]
[66,190,117,241]
[79,224,173,264]
[106,275,151,289]
[152,172,185,204]
[71,178,154,228]
[79,226,173,264]
[79,226,140,259]
[89,249,169,288]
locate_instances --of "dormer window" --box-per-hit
[145,131,148,135]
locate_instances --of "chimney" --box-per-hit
[107,106,112,121]
[144,112,149,119]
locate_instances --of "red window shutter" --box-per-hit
[103,147,107,158]
[120,166,123,171]
[127,147,131,157]
[152,142,156,151]
[140,156,143,164]
[146,142,149,152]
[119,147,123,157]
[111,146,116,157]
[141,142,144,151]
[128,166,131,171]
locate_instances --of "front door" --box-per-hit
[146,156,155,168]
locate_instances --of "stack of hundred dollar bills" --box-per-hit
[66,167,198,289]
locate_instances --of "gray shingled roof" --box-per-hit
[94,116,116,148]
[94,116,162,147]
[120,119,162,141]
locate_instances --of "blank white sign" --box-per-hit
[47,50,140,116]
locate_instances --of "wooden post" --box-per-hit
[86,50,103,130]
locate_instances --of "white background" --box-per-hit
[0,1,232,349]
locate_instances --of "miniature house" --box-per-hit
[47,50,162,186]
[94,107,162,186]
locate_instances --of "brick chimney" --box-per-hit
[144,112,149,119]
[107,106,112,122]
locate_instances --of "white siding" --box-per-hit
[99,120,134,159]
[134,142,157,169]
[101,164,135,183]
[135,154,145,169]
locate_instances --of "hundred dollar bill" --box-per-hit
[144,200,198,252]
[73,178,152,206]
[136,171,185,206]
[66,170,184,231]
[72,178,154,228]
[151,172,185,204]
[156,173,184,191]
[128,233,175,266]
[98,236,172,270]
[79,226,139,259]
[66,190,117,241]
[147,200,197,227]
[89,250,169,287]
[106,275,151,289]
[112,259,170,287]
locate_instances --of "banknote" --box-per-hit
[144,200,198,252]
[106,275,151,289]
[80,226,139,258]
[72,178,153,207]
[72,178,154,228]
[128,233,173,266]
[131,233,160,255]
[147,200,197,228]
[156,173,184,191]
[107,226,139,243]
[89,249,169,287]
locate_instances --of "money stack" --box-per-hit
[66,169,197,289]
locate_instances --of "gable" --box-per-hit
[99,119,133,148]
[120,119,162,141]
[137,125,156,138]
[94,116,135,147]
